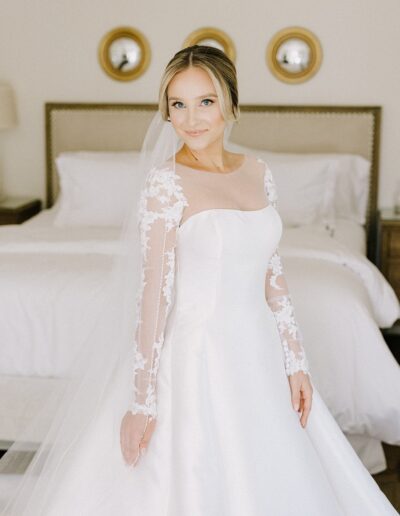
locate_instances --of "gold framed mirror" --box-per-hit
[266,27,322,84]
[183,27,236,62]
[98,26,151,81]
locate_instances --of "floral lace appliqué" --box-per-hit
[259,157,311,377]
[131,166,188,418]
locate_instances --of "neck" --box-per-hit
[183,143,229,172]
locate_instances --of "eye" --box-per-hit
[201,98,214,106]
[171,101,184,109]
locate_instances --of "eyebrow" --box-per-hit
[168,93,218,101]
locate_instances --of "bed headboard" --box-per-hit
[45,102,381,260]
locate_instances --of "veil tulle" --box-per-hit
[0,109,234,514]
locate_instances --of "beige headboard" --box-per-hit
[45,102,381,260]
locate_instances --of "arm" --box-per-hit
[265,250,310,376]
[260,158,311,377]
[130,167,188,420]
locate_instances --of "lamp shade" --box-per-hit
[0,84,17,130]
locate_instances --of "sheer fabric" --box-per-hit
[130,166,188,419]
[129,155,310,424]
[262,160,310,377]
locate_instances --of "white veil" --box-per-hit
[0,111,178,514]
[0,105,235,513]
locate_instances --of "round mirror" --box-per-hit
[98,27,151,81]
[183,27,236,62]
[267,27,322,84]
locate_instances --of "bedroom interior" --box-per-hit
[0,0,399,512]
[0,100,398,508]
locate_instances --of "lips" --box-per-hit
[186,130,207,137]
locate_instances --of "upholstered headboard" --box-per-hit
[45,102,381,259]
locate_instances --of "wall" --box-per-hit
[0,0,399,208]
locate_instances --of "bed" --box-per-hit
[0,103,399,475]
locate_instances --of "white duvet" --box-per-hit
[0,210,399,457]
[279,225,400,447]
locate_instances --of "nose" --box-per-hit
[186,106,200,129]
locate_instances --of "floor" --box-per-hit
[376,323,400,512]
[372,443,400,512]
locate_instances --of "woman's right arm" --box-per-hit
[120,166,188,465]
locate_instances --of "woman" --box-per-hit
[120,52,314,464]
[1,45,397,515]
[117,46,397,514]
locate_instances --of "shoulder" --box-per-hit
[252,155,270,173]
[143,164,186,197]
[252,156,274,181]
[253,156,278,206]
[139,164,188,215]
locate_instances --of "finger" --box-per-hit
[142,417,156,441]
[300,395,313,427]
[140,418,157,450]
[292,390,301,411]
[127,442,141,466]
[122,433,141,465]
[131,445,142,466]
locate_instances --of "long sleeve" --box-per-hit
[130,166,188,419]
[260,158,311,377]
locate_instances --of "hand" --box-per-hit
[120,411,157,466]
[288,372,313,428]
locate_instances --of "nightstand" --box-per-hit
[378,208,400,364]
[378,208,400,300]
[0,196,42,225]
[381,319,400,364]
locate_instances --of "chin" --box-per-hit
[183,134,221,152]
[184,140,210,151]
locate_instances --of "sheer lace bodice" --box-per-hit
[130,154,310,420]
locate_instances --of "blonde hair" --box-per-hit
[158,45,240,123]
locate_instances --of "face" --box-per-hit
[167,66,226,152]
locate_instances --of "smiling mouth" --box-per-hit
[186,130,207,137]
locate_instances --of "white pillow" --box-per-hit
[227,142,370,225]
[54,151,142,227]
[227,142,336,227]
[263,150,370,225]
[268,159,336,227]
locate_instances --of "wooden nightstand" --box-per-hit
[381,319,400,364]
[0,196,42,225]
[378,208,400,300]
[378,208,400,364]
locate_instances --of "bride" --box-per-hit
[1,45,397,515]
[119,53,314,469]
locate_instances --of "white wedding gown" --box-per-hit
[3,154,397,515]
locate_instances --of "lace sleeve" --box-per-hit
[259,158,311,377]
[129,166,188,420]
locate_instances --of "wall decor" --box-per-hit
[98,26,150,81]
[266,26,322,84]
[183,27,236,62]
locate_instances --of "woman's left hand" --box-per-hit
[289,372,313,428]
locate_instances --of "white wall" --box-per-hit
[0,0,399,207]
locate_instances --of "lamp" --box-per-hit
[0,83,17,130]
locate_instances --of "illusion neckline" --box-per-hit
[177,203,274,232]
[170,153,248,176]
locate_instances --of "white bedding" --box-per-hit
[328,218,367,256]
[0,208,399,473]
[279,227,400,444]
